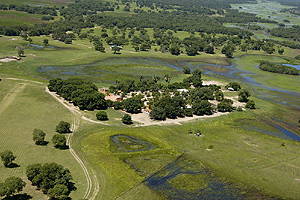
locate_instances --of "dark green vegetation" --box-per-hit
[49,78,106,110]
[0,176,26,198]
[55,121,71,134]
[259,60,300,75]
[32,128,46,145]
[26,162,76,199]
[0,0,300,199]
[52,134,68,149]
[96,110,108,121]
[122,114,132,124]
[0,150,17,168]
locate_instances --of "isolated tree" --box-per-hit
[278,48,284,55]
[55,121,71,133]
[96,111,108,121]
[52,134,67,149]
[238,89,251,102]
[122,114,132,124]
[15,46,25,57]
[0,150,16,167]
[43,39,49,46]
[32,129,46,145]
[0,177,26,198]
[245,99,256,109]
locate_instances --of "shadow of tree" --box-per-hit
[3,193,32,200]
[36,141,49,146]
[7,162,20,168]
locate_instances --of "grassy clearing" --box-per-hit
[0,10,46,26]
[0,79,86,199]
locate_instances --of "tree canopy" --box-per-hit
[26,163,76,199]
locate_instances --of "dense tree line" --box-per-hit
[48,78,107,110]
[259,61,299,75]
[271,0,300,7]
[216,9,277,24]
[133,0,256,11]
[0,4,57,16]
[268,26,300,41]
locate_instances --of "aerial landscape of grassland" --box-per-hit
[0,0,300,199]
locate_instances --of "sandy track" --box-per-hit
[45,87,100,199]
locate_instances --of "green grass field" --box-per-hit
[0,79,86,199]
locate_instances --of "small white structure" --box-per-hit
[177,89,189,93]
[228,87,235,91]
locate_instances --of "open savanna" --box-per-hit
[73,98,300,199]
[0,79,86,199]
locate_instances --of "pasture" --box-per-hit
[0,79,86,199]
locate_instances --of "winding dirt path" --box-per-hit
[45,87,100,199]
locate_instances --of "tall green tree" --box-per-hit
[55,121,71,133]
[0,150,16,168]
[238,89,251,102]
[122,114,132,124]
[32,129,46,145]
[52,134,67,149]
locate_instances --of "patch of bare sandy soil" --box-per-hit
[131,111,229,126]
[0,58,16,62]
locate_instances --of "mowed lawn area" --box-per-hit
[0,79,86,199]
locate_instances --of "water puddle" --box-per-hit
[110,134,156,152]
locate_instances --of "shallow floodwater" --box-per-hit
[145,156,244,200]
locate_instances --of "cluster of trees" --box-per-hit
[259,61,299,75]
[48,78,107,110]
[108,70,255,121]
[26,162,76,200]
[32,121,71,149]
